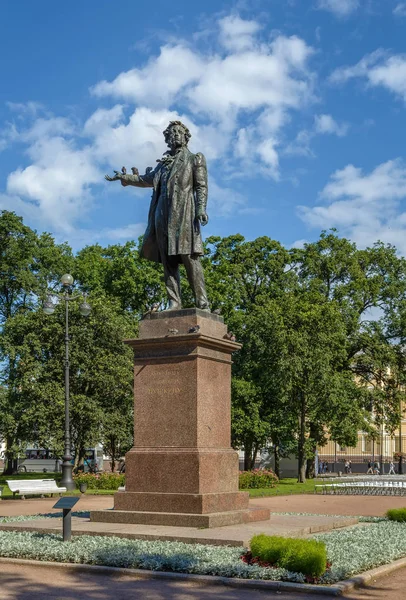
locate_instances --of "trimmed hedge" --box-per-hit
[73,473,125,490]
[250,534,327,578]
[239,469,278,489]
[387,508,406,523]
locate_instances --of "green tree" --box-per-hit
[2,293,135,468]
[0,211,73,473]
[75,240,166,314]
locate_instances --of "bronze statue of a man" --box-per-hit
[105,121,210,311]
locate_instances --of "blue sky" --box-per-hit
[1,0,406,253]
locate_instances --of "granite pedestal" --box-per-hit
[91,309,270,528]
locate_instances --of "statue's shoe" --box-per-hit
[164,302,182,311]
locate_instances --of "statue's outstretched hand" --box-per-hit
[105,171,123,182]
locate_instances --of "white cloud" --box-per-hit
[98,222,146,241]
[218,14,262,52]
[317,0,359,17]
[314,113,349,136]
[0,14,317,239]
[298,159,406,255]
[86,106,228,172]
[7,135,100,233]
[93,33,314,124]
[284,113,348,156]
[394,3,406,16]
[331,50,406,101]
[91,45,205,107]
[83,105,125,136]
[89,24,315,180]
[6,101,44,117]
[187,36,313,120]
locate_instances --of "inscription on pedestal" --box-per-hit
[147,387,181,395]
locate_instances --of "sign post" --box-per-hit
[53,497,80,542]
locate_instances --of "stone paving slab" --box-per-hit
[0,513,358,547]
[251,493,406,516]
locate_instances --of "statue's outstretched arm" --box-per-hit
[105,167,154,188]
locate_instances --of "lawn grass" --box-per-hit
[248,478,318,498]
[0,473,318,499]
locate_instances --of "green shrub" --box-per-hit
[387,508,406,522]
[239,469,278,489]
[250,534,327,578]
[73,472,125,490]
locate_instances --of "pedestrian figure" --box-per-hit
[388,461,396,475]
[348,460,352,474]
[344,460,349,474]
[367,460,373,474]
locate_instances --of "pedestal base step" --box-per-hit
[91,506,270,528]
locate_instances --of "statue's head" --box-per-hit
[163,121,191,150]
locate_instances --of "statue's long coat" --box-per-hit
[125,147,208,264]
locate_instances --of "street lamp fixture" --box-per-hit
[61,273,74,287]
[43,275,91,491]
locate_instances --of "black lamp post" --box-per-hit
[44,275,91,491]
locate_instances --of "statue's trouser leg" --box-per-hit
[181,254,209,310]
[160,252,182,308]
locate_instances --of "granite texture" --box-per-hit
[113,491,249,514]
[124,449,240,494]
[91,507,270,528]
[91,310,268,528]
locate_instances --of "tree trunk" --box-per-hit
[3,436,16,475]
[3,455,14,475]
[306,457,315,479]
[297,392,307,483]
[306,425,317,479]
[244,441,256,471]
[110,437,116,473]
[274,444,280,479]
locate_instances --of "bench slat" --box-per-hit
[6,479,67,496]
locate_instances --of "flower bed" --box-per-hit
[0,531,301,581]
[239,469,278,489]
[317,521,406,584]
[1,516,406,584]
[73,473,125,490]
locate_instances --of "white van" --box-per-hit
[17,449,61,473]
[17,446,104,473]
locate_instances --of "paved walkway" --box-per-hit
[251,494,406,516]
[0,560,405,599]
[2,492,403,518]
[0,512,358,546]
[0,495,112,517]
[0,496,359,546]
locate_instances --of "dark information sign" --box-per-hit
[53,497,80,510]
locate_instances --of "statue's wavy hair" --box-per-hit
[163,121,191,145]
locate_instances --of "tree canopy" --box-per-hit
[1,211,406,480]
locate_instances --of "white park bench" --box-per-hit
[6,479,67,499]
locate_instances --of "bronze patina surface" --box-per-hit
[105,121,209,311]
